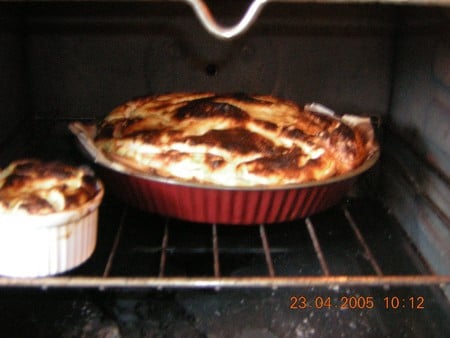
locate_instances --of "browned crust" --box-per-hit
[0,159,102,215]
[94,93,378,186]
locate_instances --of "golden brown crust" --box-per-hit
[94,93,377,186]
[0,159,102,215]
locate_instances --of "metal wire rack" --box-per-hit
[1,199,449,290]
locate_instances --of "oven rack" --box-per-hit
[1,200,449,290]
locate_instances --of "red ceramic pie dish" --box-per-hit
[70,117,379,225]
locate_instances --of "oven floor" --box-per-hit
[0,199,449,337]
[0,285,449,337]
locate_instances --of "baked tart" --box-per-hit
[93,93,378,187]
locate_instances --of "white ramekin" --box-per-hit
[0,184,104,277]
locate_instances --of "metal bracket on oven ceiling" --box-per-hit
[164,0,449,39]
[182,0,269,40]
[178,0,450,39]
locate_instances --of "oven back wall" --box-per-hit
[24,3,394,124]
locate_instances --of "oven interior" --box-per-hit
[0,1,449,337]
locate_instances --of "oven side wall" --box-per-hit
[0,8,29,166]
[383,7,450,297]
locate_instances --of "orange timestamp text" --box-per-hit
[289,295,425,310]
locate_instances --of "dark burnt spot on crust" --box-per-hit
[243,152,329,182]
[1,162,75,192]
[96,118,143,140]
[332,123,356,141]
[64,188,91,209]
[1,174,27,189]
[11,160,48,177]
[330,124,356,150]
[252,119,278,131]
[95,122,115,140]
[174,100,249,121]
[12,161,37,174]
[242,148,304,173]
[81,174,97,187]
[81,175,101,196]
[123,129,183,144]
[183,128,275,155]
[282,126,307,139]
[125,129,166,143]
[328,123,359,163]
[13,161,76,180]
[282,126,315,143]
[45,163,75,180]
[20,196,54,214]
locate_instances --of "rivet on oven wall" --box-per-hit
[205,63,219,76]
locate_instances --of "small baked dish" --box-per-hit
[0,159,104,277]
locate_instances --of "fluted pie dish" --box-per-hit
[70,93,379,224]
